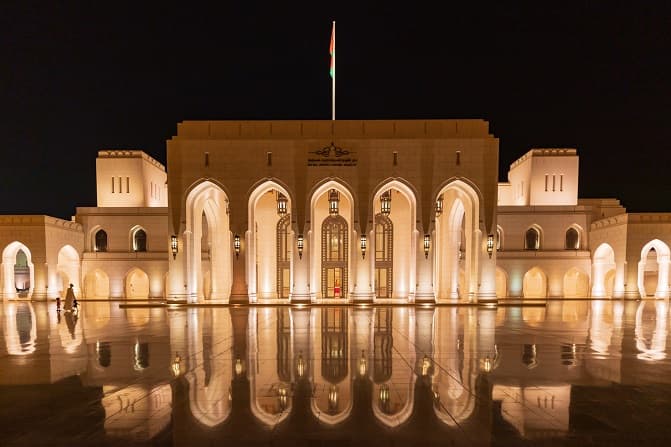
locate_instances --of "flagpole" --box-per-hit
[331,20,335,121]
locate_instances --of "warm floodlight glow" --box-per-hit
[171,235,178,259]
[487,234,494,258]
[235,358,244,376]
[234,234,241,258]
[360,235,367,259]
[297,234,304,259]
[276,191,288,215]
[380,190,391,216]
[424,234,431,259]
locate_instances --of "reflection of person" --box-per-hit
[56,296,61,312]
[64,283,75,312]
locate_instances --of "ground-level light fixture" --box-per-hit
[424,234,431,259]
[487,234,494,258]
[276,191,288,215]
[171,235,178,259]
[360,235,367,259]
[329,189,340,215]
[297,234,304,259]
[380,190,391,216]
[234,234,241,258]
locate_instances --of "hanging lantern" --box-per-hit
[297,234,304,259]
[424,234,431,259]
[360,235,367,259]
[435,194,444,217]
[328,189,340,215]
[276,191,288,215]
[487,234,494,258]
[380,190,391,216]
[234,234,241,258]
[170,235,178,260]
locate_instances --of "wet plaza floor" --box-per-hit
[1,300,671,446]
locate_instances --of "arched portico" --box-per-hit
[592,243,616,298]
[1,242,35,299]
[523,267,547,298]
[246,181,293,302]
[84,269,110,299]
[125,267,150,299]
[563,267,589,298]
[371,180,418,301]
[309,180,355,301]
[55,245,80,298]
[434,180,483,302]
[185,181,232,302]
[637,240,670,298]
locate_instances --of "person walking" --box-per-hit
[64,284,75,312]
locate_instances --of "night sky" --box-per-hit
[2,2,671,220]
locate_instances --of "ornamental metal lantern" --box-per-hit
[380,190,391,216]
[297,234,304,259]
[328,189,340,215]
[171,235,178,260]
[234,234,241,258]
[487,234,494,258]
[276,191,288,215]
[424,234,431,259]
[435,194,444,217]
[360,235,367,259]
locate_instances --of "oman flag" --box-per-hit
[329,22,335,79]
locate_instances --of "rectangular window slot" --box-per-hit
[552,175,556,192]
[544,174,548,191]
[393,151,398,166]
[126,177,130,193]
[112,177,115,193]
[267,151,272,166]
[118,177,122,193]
[456,150,461,166]
[560,174,564,191]
[205,152,210,167]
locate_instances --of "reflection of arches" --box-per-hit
[321,215,348,299]
[57,245,80,296]
[638,240,670,298]
[84,269,110,299]
[495,267,508,298]
[185,180,232,302]
[592,243,616,298]
[523,267,547,298]
[1,242,35,299]
[3,302,37,355]
[635,300,668,361]
[125,268,149,299]
[563,267,589,298]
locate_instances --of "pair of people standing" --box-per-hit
[62,283,78,313]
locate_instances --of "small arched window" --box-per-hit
[95,230,108,252]
[565,228,580,250]
[133,229,147,252]
[524,228,540,250]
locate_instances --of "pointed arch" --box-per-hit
[524,225,542,250]
[638,239,670,298]
[563,267,589,298]
[592,243,616,298]
[125,267,149,299]
[496,267,508,299]
[56,245,80,297]
[84,269,110,299]
[185,180,232,302]
[247,180,294,301]
[523,267,547,298]
[129,225,148,252]
[1,241,35,299]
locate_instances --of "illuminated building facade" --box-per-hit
[0,119,669,302]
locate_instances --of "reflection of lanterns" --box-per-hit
[435,195,444,217]
[487,234,494,258]
[296,352,305,377]
[278,385,288,411]
[424,234,431,259]
[297,235,304,260]
[360,235,367,260]
[432,386,440,405]
[171,353,181,377]
[328,189,340,215]
[328,385,339,412]
[276,191,288,215]
[481,356,492,373]
[234,234,241,258]
[171,235,178,260]
[359,350,367,377]
[421,355,431,376]
[380,190,391,216]
[235,358,244,376]
[379,384,390,413]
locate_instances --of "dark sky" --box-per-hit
[2,2,671,219]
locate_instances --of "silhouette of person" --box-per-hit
[64,283,76,312]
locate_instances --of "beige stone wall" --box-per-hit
[96,150,167,208]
